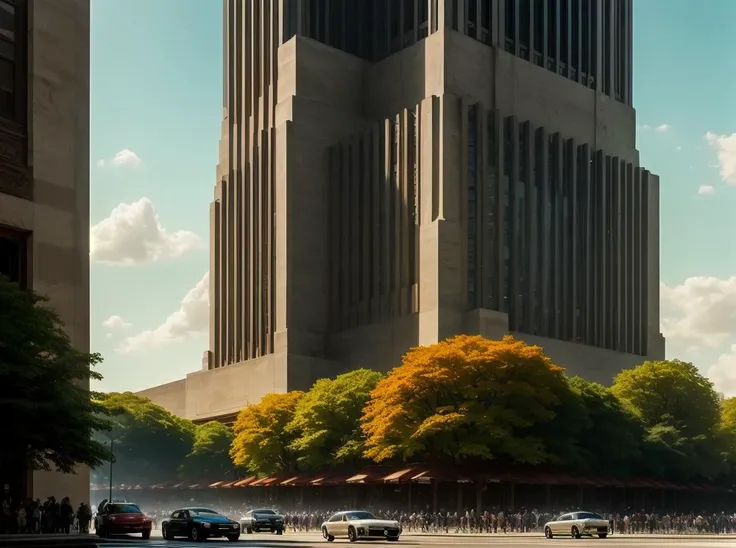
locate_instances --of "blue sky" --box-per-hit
[90,0,736,395]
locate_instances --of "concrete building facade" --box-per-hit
[0,0,91,504]
[141,0,664,424]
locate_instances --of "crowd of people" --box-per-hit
[135,499,736,536]
[0,491,93,535]
[4,487,736,536]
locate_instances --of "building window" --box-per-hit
[0,226,28,289]
[467,105,479,307]
[0,0,22,123]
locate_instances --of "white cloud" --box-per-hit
[654,124,670,133]
[118,273,209,353]
[97,149,143,169]
[705,132,736,184]
[637,124,651,131]
[708,346,736,397]
[661,277,736,348]
[675,145,682,151]
[103,315,131,329]
[90,198,201,266]
[697,185,715,195]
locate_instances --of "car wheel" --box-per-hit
[142,530,151,540]
[276,529,283,535]
[322,527,335,542]
[226,534,240,542]
[163,524,173,540]
[571,526,581,539]
[348,526,358,543]
[545,527,553,539]
[189,526,200,542]
[598,533,607,539]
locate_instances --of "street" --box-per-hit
[94,531,736,548]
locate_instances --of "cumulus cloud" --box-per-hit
[705,132,736,184]
[637,123,670,133]
[117,272,209,353]
[708,346,736,397]
[660,277,736,348]
[103,315,131,329]
[97,149,143,169]
[697,185,715,195]
[91,198,201,266]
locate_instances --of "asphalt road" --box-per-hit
[96,531,736,548]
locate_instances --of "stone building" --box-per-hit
[0,0,90,504]
[139,0,664,424]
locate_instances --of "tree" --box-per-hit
[361,335,577,466]
[230,392,304,475]
[180,422,234,481]
[97,392,195,484]
[566,377,643,475]
[612,360,725,480]
[0,277,112,493]
[287,369,383,469]
[611,359,720,438]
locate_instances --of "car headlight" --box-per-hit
[109,517,116,522]
[234,524,240,529]
[202,522,211,529]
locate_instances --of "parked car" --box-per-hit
[321,510,401,542]
[94,500,152,539]
[161,507,240,542]
[240,508,285,534]
[544,511,610,539]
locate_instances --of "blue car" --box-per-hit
[161,507,241,542]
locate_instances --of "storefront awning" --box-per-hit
[346,474,368,483]
[383,469,414,483]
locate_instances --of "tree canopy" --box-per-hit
[0,276,112,479]
[180,421,234,481]
[97,392,195,484]
[361,335,577,465]
[287,369,383,469]
[230,391,304,475]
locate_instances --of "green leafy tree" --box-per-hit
[361,335,580,466]
[566,377,643,475]
[0,277,112,495]
[612,359,725,480]
[612,359,720,436]
[230,392,304,475]
[97,392,195,484]
[287,369,383,469]
[180,421,234,480]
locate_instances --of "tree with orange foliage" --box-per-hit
[361,335,579,465]
[230,392,304,475]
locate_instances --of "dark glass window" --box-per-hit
[403,0,414,33]
[546,0,556,64]
[467,106,478,307]
[505,0,515,46]
[581,0,589,75]
[533,0,544,63]
[560,0,568,66]
[0,227,27,288]
[519,0,530,54]
[0,0,15,121]
[571,0,579,72]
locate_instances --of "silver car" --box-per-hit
[544,511,610,539]
[321,510,401,542]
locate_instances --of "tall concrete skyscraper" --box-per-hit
[145,0,664,423]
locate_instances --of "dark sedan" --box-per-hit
[161,507,241,542]
[239,508,285,534]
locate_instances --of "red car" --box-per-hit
[95,501,152,539]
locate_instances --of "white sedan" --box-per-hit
[544,511,610,539]
[321,510,401,542]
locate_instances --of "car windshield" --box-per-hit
[346,512,375,521]
[577,512,604,520]
[107,504,141,514]
[190,509,219,516]
[555,514,570,521]
[253,510,276,515]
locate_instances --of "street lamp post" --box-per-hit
[108,438,114,502]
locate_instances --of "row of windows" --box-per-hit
[282,0,433,62]
[467,109,651,355]
[454,0,630,104]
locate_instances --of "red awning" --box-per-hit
[382,469,416,483]
[233,476,256,487]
